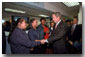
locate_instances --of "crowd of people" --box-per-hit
[2,12,82,54]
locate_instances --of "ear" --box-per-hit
[57,16,60,19]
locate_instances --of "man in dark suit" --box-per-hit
[41,12,68,54]
[69,18,81,42]
[10,18,45,54]
[67,17,82,53]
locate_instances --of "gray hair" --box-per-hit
[53,12,62,18]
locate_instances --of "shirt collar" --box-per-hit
[74,24,77,25]
[73,24,77,27]
[56,19,61,25]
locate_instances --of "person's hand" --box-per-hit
[40,39,46,44]
[69,41,73,45]
[35,40,41,42]
[30,48,34,51]
[35,39,46,44]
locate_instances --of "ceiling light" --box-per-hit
[39,14,49,17]
[5,8,26,14]
[63,2,79,7]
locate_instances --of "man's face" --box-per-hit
[20,20,27,29]
[52,14,60,23]
[41,20,46,25]
[67,22,71,25]
[33,20,38,27]
[9,19,12,23]
[73,18,78,24]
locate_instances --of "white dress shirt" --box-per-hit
[45,20,61,43]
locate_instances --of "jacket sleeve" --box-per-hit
[48,25,67,43]
[10,32,41,48]
[28,31,35,41]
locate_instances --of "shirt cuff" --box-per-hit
[45,39,48,43]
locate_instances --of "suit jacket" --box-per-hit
[48,20,68,53]
[28,28,40,41]
[10,27,41,54]
[37,24,44,40]
[28,27,41,54]
[69,25,82,42]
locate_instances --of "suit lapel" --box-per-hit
[53,20,63,34]
[55,21,62,30]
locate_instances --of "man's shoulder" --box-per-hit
[60,21,67,27]
[75,24,81,30]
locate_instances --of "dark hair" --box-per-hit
[74,16,78,21]
[5,21,10,26]
[16,18,25,25]
[40,17,46,22]
[30,18,36,24]
[63,18,65,20]
[50,21,54,25]
[29,18,36,29]
[74,16,78,18]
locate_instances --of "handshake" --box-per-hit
[35,39,47,44]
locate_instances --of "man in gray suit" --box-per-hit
[41,12,68,54]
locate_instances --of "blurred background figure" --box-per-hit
[9,19,16,31]
[65,20,72,40]
[62,18,66,23]
[67,17,82,54]
[3,21,11,31]
[37,17,50,53]
[2,26,6,54]
[2,19,16,32]
[9,19,12,31]
[70,20,73,26]
[38,18,47,40]
[66,20,71,27]
[49,21,55,35]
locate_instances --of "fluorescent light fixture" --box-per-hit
[63,2,79,7]
[39,14,49,17]
[5,8,26,14]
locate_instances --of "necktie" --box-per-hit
[55,24,57,29]
[71,25,75,35]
